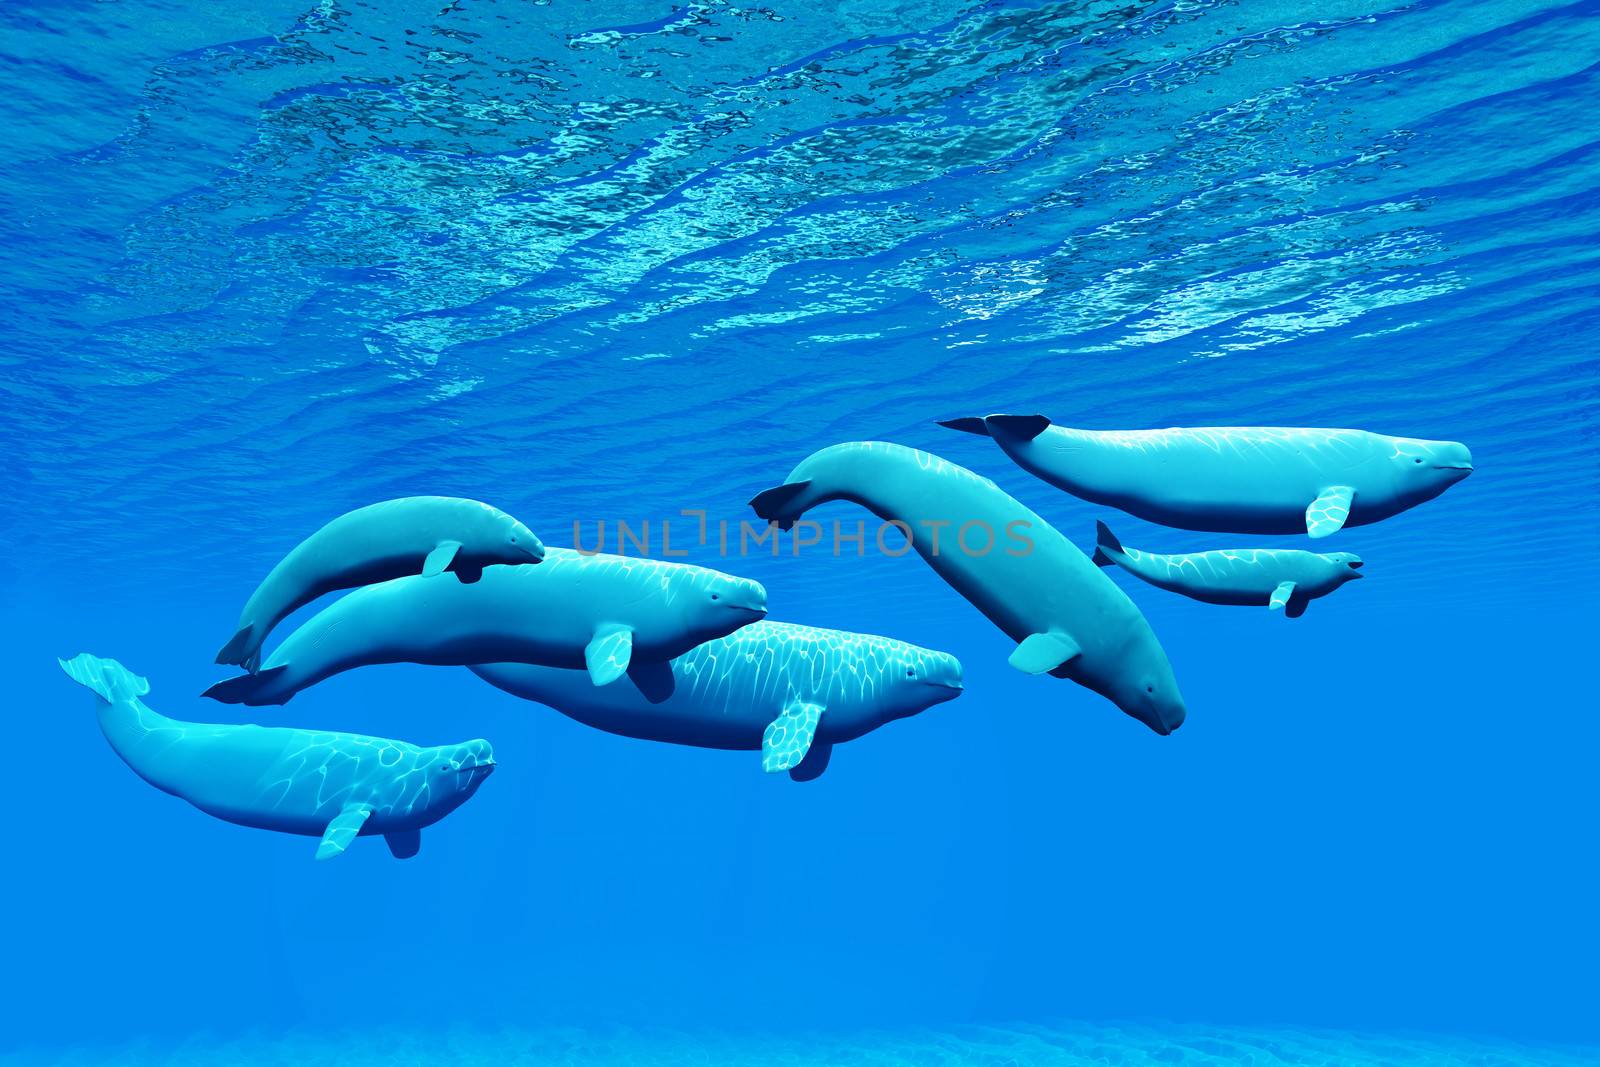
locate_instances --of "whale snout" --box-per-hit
[1138,693,1186,736]
[453,741,496,785]
[508,523,546,562]
[717,578,769,620]
[1432,443,1474,480]
[924,655,965,700]
[1156,706,1185,735]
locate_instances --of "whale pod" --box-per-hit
[749,441,1184,735]
[203,549,768,706]
[60,653,494,860]
[471,620,964,780]
[941,415,1473,537]
[1093,522,1365,618]
[217,496,546,673]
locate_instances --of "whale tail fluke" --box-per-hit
[202,665,290,706]
[937,414,1052,441]
[749,480,812,532]
[1092,520,1124,567]
[984,414,1051,441]
[215,623,263,674]
[59,653,150,705]
[936,417,990,436]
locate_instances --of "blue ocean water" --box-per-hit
[3,0,1598,1062]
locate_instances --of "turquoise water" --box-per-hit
[3,0,1597,1061]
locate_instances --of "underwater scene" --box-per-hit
[3,0,1598,1063]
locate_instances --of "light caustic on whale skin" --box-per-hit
[203,549,769,707]
[1092,522,1365,618]
[941,415,1473,538]
[217,496,546,675]
[472,620,965,782]
[60,653,494,861]
[749,440,1185,736]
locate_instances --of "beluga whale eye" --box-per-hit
[710,592,720,600]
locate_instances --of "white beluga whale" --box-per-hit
[940,415,1473,538]
[60,653,494,860]
[1092,522,1364,618]
[217,496,546,673]
[471,620,964,781]
[749,441,1185,735]
[203,548,768,707]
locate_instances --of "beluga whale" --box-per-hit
[749,441,1185,735]
[939,415,1473,538]
[1093,522,1364,617]
[471,620,964,781]
[217,496,546,673]
[203,549,768,706]
[60,653,494,860]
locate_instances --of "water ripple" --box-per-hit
[1,0,1595,607]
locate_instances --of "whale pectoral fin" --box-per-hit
[1008,632,1081,675]
[626,658,676,704]
[1306,486,1355,538]
[789,738,834,782]
[762,701,824,774]
[385,829,421,860]
[423,540,463,577]
[585,626,634,686]
[316,804,373,861]
[1269,581,1297,612]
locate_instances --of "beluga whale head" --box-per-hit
[1325,552,1365,582]
[500,516,546,564]
[417,738,497,819]
[1082,635,1187,737]
[680,567,769,645]
[1389,437,1473,507]
[886,647,966,720]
